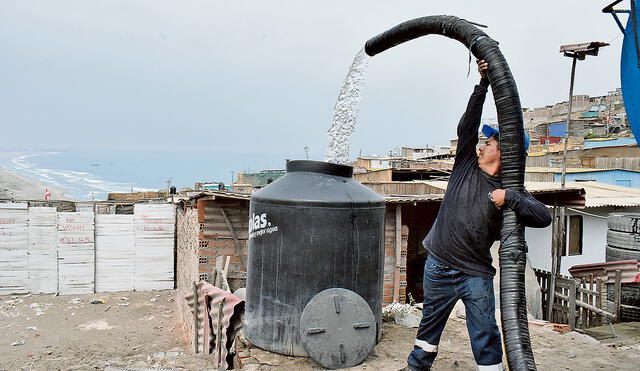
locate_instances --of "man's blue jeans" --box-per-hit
[407,255,503,370]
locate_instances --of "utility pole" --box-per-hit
[548,41,609,321]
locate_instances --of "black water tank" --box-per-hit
[245,160,385,356]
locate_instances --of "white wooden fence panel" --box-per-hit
[28,207,58,293]
[95,214,135,292]
[0,202,28,209]
[134,204,175,290]
[0,203,29,294]
[0,250,29,294]
[2,203,177,295]
[57,212,95,295]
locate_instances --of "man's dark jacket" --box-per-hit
[423,78,552,278]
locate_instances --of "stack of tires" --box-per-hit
[606,213,640,322]
[606,213,640,262]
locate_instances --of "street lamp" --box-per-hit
[559,41,609,189]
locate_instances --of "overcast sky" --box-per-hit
[0,1,625,160]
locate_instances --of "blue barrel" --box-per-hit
[621,1,640,146]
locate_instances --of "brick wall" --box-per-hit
[197,199,249,290]
[175,207,199,352]
[383,205,408,304]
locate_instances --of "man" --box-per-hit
[403,60,552,371]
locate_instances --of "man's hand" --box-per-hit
[490,189,506,208]
[477,59,488,79]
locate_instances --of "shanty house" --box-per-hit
[526,182,640,276]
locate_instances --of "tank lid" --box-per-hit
[286,160,353,178]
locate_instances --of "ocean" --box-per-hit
[0,149,300,201]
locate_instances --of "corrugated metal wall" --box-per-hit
[361,182,446,196]
[594,157,640,170]
[524,173,555,182]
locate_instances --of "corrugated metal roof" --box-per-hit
[384,182,586,206]
[414,181,640,208]
[177,190,251,202]
[528,181,640,208]
[525,167,630,174]
[585,197,640,207]
[584,137,638,148]
[385,194,445,204]
[421,180,588,193]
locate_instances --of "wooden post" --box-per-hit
[393,204,402,303]
[214,256,224,288]
[568,279,577,329]
[589,273,596,327]
[548,203,565,321]
[215,298,226,368]
[580,278,588,329]
[193,281,199,354]
[614,269,622,322]
[595,277,603,326]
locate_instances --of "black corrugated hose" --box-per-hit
[364,16,534,370]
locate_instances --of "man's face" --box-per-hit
[478,136,501,169]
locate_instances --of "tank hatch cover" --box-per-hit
[299,288,376,369]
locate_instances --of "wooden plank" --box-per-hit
[595,277,603,325]
[568,279,577,329]
[579,278,586,329]
[393,205,401,303]
[589,273,597,327]
[548,205,560,322]
[220,208,241,252]
[575,300,615,319]
[222,256,230,292]
[614,269,622,322]
[214,257,223,287]
[576,287,599,296]
[553,303,569,313]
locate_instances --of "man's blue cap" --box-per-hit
[481,124,530,151]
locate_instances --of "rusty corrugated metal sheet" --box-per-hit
[184,281,244,369]
[569,259,640,283]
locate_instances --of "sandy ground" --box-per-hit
[242,312,640,371]
[0,164,66,201]
[2,291,640,371]
[0,291,212,371]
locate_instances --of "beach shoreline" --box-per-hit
[0,166,67,201]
